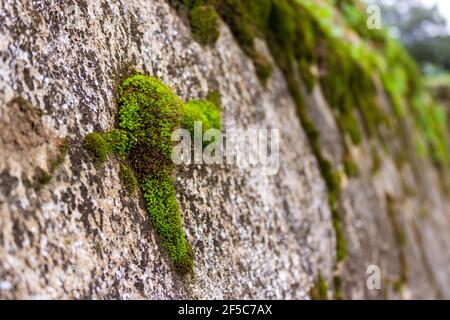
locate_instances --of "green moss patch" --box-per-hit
[182,99,222,137]
[83,132,110,167]
[83,74,222,276]
[119,163,138,194]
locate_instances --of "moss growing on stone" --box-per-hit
[310,272,329,300]
[31,137,70,188]
[50,137,69,172]
[328,191,347,263]
[117,74,191,274]
[206,89,222,108]
[182,99,222,138]
[32,136,70,188]
[189,5,220,45]
[331,206,348,263]
[371,147,382,173]
[83,132,110,167]
[164,0,448,294]
[141,173,194,274]
[252,52,273,85]
[83,74,222,276]
[34,167,53,186]
[386,195,408,290]
[169,0,221,46]
[343,150,359,177]
[119,163,138,194]
[215,0,274,84]
[102,129,133,157]
[333,275,344,300]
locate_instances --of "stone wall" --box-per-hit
[0,0,448,299]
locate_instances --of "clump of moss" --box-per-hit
[251,51,273,85]
[343,151,359,177]
[141,173,194,274]
[119,163,138,194]
[332,207,348,263]
[34,167,53,186]
[83,132,110,167]
[182,99,222,138]
[83,74,222,276]
[189,5,220,45]
[310,272,329,300]
[215,0,274,84]
[27,140,70,190]
[371,147,382,173]
[170,0,274,83]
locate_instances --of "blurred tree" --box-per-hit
[370,0,449,72]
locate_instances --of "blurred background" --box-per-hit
[367,0,450,107]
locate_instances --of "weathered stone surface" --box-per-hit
[0,0,448,299]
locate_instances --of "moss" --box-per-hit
[165,0,449,291]
[182,99,222,138]
[310,272,329,300]
[26,138,69,190]
[333,275,344,300]
[337,110,362,145]
[337,0,387,45]
[102,129,132,157]
[141,173,193,274]
[386,195,408,288]
[83,74,222,276]
[178,0,450,172]
[206,89,222,108]
[118,75,183,166]
[392,279,404,293]
[189,5,220,45]
[119,163,138,194]
[332,207,348,262]
[83,132,110,167]
[171,0,274,83]
[215,0,273,83]
[343,151,359,177]
[50,137,69,172]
